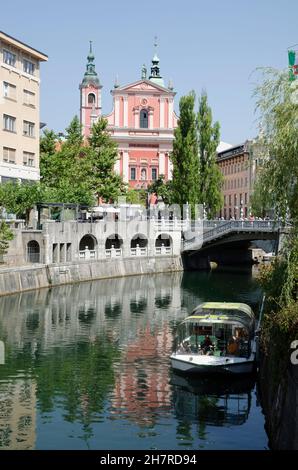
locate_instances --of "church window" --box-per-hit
[151,168,157,180]
[140,109,148,128]
[88,93,96,104]
[130,167,136,181]
[141,168,147,180]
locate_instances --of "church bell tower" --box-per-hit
[79,41,102,137]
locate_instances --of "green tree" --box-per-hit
[253,69,298,220]
[125,189,147,205]
[40,119,95,205]
[148,175,173,205]
[88,118,125,202]
[0,221,14,261]
[197,91,223,218]
[40,129,57,155]
[0,182,43,224]
[64,115,83,147]
[170,92,200,215]
[253,69,298,385]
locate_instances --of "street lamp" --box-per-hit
[240,199,244,219]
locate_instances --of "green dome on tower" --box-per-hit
[80,41,101,88]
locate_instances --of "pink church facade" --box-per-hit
[80,43,178,189]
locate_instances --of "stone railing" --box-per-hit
[154,218,190,231]
[130,247,148,257]
[155,246,172,256]
[79,249,96,260]
[105,248,122,258]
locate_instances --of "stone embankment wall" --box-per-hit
[259,354,298,449]
[0,255,183,297]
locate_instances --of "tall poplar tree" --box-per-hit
[197,91,223,218]
[170,92,200,214]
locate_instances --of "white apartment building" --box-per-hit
[0,31,48,183]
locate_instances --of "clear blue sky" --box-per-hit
[2,0,297,144]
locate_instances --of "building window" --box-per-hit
[3,147,16,164]
[151,168,157,180]
[3,114,16,132]
[130,167,136,181]
[23,89,35,107]
[3,50,16,67]
[3,82,16,100]
[23,151,35,167]
[141,168,147,180]
[229,194,231,206]
[23,59,35,75]
[23,120,35,137]
[140,109,148,128]
[88,93,96,104]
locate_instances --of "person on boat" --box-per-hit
[178,340,191,354]
[227,335,239,355]
[200,335,213,354]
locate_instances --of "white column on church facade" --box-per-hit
[168,157,173,179]
[134,109,139,128]
[123,96,128,127]
[168,99,173,129]
[115,97,120,127]
[97,89,102,113]
[114,156,121,175]
[149,109,154,129]
[160,98,165,128]
[159,152,165,176]
[123,150,129,182]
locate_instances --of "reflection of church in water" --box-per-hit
[0,273,185,440]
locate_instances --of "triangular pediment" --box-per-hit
[112,79,174,95]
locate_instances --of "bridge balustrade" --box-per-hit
[105,248,122,258]
[183,220,283,251]
[130,247,148,257]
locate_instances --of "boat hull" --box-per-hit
[170,354,255,375]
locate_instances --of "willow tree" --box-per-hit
[254,69,298,310]
[253,69,298,221]
[170,92,200,215]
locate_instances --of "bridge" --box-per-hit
[182,220,284,253]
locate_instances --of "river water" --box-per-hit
[0,268,268,450]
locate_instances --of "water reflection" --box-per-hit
[171,373,255,426]
[0,269,267,449]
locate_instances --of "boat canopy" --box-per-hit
[183,302,255,329]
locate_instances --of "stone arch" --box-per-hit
[105,234,123,250]
[79,234,97,251]
[155,233,172,247]
[131,233,148,248]
[27,240,40,263]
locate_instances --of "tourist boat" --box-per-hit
[170,302,256,375]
